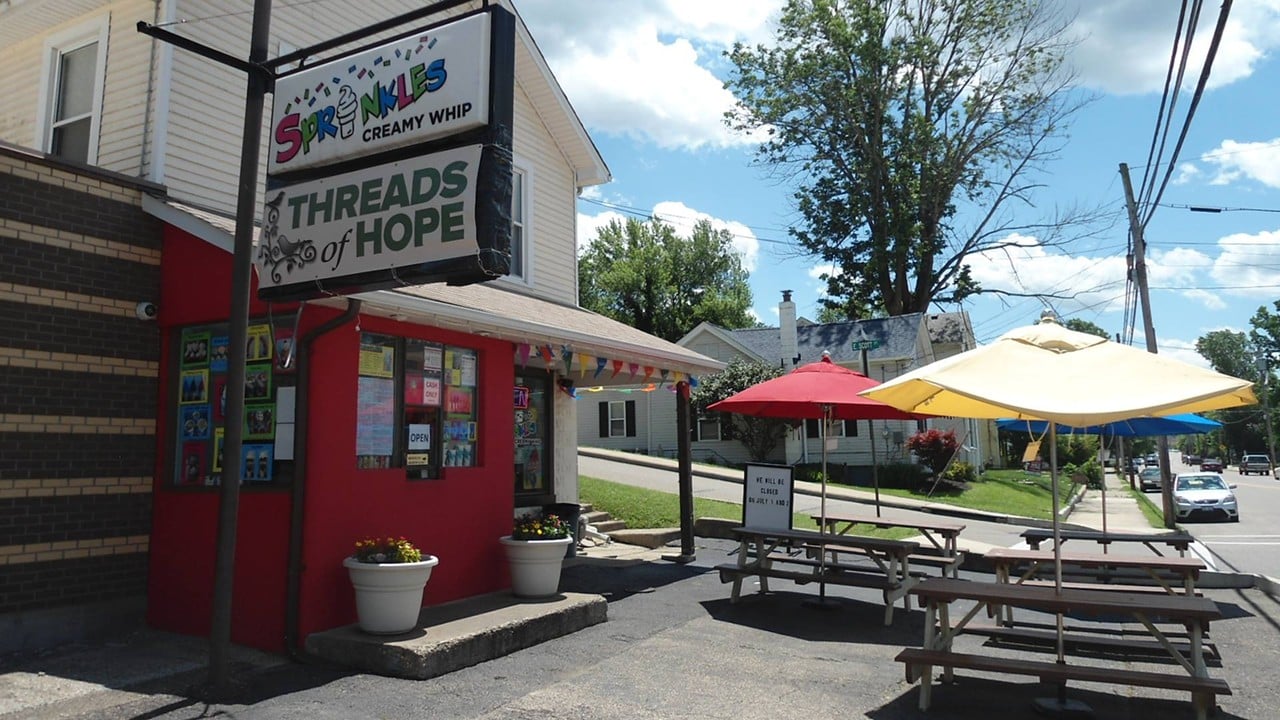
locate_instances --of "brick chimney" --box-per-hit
[779,290,798,367]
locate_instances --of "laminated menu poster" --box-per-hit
[359,342,395,378]
[356,375,395,461]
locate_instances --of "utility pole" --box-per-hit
[1257,356,1277,469]
[1120,162,1175,527]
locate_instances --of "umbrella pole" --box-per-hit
[804,406,839,610]
[870,419,881,517]
[1032,425,1093,719]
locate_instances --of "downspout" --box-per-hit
[139,0,160,177]
[284,298,360,656]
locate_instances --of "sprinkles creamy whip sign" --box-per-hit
[268,12,492,175]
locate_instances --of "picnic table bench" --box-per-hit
[897,577,1228,720]
[1021,528,1195,557]
[716,526,920,625]
[811,511,966,577]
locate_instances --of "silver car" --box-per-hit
[1173,472,1239,522]
[1138,467,1162,492]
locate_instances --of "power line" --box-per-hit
[1160,203,1280,215]
[578,196,798,247]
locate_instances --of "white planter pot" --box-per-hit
[343,555,439,634]
[500,536,571,598]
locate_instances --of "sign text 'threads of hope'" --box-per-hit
[268,12,491,175]
[254,144,480,295]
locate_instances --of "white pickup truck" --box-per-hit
[1239,454,1272,475]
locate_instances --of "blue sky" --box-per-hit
[516,1,1280,368]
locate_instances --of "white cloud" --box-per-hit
[652,200,759,271]
[1211,229,1280,297]
[965,233,1129,315]
[576,210,625,252]
[516,0,780,151]
[1201,138,1280,188]
[1158,337,1212,369]
[1069,0,1280,95]
[1172,162,1200,185]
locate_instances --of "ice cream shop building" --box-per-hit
[0,0,721,654]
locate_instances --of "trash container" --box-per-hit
[543,502,581,558]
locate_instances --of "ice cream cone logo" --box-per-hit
[336,85,358,139]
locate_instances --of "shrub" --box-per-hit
[942,461,976,484]
[907,429,958,475]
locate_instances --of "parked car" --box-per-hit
[1138,466,1163,492]
[1199,457,1223,472]
[1173,472,1239,522]
[1185,454,1201,466]
[1239,454,1271,475]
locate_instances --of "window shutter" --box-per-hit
[805,418,819,438]
[690,416,700,442]
[625,400,637,437]
[846,420,858,437]
[598,403,608,438]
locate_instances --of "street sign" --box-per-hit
[851,340,882,351]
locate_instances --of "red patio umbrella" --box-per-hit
[708,352,923,526]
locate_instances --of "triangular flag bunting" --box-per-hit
[628,362,640,378]
[517,343,531,367]
[539,344,554,366]
[560,345,573,373]
[658,368,670,388]
[594,356,607,378]
[642,366,654,383]
[611,359,624,378]
[578,353,592,378]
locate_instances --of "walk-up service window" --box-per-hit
[172,318,297,487]
[356,332,480,478]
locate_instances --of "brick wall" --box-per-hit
[0,144,163,652]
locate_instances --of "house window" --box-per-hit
[39,19,108,165]
[508,166,528,280]
[599,400,635,438]
[692,414,721,442]
[805,419,857,438]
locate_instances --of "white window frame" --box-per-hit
[35,16,110,165]
[505,161,532,283]
[607,400,628,438]
[694,414,721,442]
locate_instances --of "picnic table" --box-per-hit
[716,525,920,625]
[811,510,966,577]
[986,546,1204,612]
[896,577,1229,720]
[1021,528,1195,557]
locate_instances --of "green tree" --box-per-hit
[579,217,757,343]
[725,0,1102,317]
[1063,318,1109,339]
[1196,329,1261,460]
[691,359,790,462]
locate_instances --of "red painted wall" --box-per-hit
[149,225,518,651]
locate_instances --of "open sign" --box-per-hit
[408,424,431,450]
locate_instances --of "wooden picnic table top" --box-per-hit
[812,511,966,534]
[1021,528,1194,547]
[910,577,1221,621]
[730,525,920,554]
[986,547,1206,573]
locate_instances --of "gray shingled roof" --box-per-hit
[927,312,968,344]
[726,313,925,365]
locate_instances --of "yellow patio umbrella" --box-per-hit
[861,311,1254,715]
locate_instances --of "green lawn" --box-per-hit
[851,469,1076,520]
[580,475,946,539]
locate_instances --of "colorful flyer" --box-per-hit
[211,375,228,422]
[209,336,229,372]
[242,443,274,482]
[180,442,207,486]
[247,324,273,361]
[180,405,211,440]
[181,330,210,367]
[274,327,295,373]
[359,343,395,377]
[179,369,209,404]
[245,364,272,401]
[244,402,275,440]
[212,428,225,473]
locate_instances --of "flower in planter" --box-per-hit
[511,513,572,540]
[351,536,423,563]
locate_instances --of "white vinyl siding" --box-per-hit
[508,164,529,281]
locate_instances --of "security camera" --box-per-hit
[135,301,158,321]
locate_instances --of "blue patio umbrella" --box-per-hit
[994,413,1221,437]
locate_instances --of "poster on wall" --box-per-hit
[180,405,211,440]
[356,376,395,466]
[359,343,395,378]
[180,442,207,486]
[181,331,210,367]
[212,428,225,474]
[247,324,273,362]
[242,444,274,483]
[245,403,275,440]
[179,369,209,404]
[211,376,228,422]
[245,364,272,401]
[274,327,295,373]
[209,336,229,373]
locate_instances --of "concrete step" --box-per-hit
[592,519,628,533]
[578,503,594,514]
[607,527,681,549]
[582,510,613,524]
